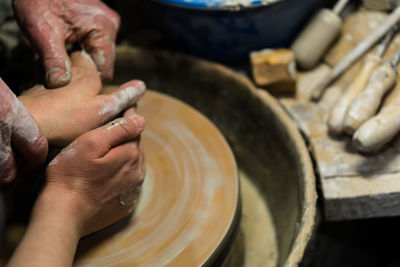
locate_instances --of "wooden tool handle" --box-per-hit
[353,81,400,152]
[328,54,381,134]
[311,69,333,100]
[311,6,400,100]
[353,104,400,152]
[344,63,397,134]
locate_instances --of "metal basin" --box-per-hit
[112,46,317,266]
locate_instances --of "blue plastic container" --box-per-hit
[155,0,270,9]
[150,0,323,62]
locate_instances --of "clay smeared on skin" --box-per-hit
[49,144,76,166]
[0,80,40,144]
[12,100,41,143]
[0,78,45,181]
[106,118,127,131]
[92,50,106,67]
[99,82,146,118]
[0,130,12,173]
[80,50,95,64]
[13,0,120,85]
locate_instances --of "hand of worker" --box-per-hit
[13,0,120,88]
[8,115,146,267]
[0,79,48,184]
[19,51,145,146]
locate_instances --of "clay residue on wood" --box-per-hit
[280,9,400,220]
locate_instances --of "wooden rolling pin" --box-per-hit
[327,30,394,135]
[311,6,400,100]
[291,0,349,70]
[353,82,400,152]
[343,56,399,134]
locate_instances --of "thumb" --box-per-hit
[85,115,145,158]
[17,16,71,88]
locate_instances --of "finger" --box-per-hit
[68,51,102,95]
[83,16,119,81]
[0,80,48,174]
[70,50,98,74]
[102,140,140,168]
[11,99,48,171]
[123,107,137,117]
[17,16,71,88]
[85,115,145,157]
[98,80,146,120]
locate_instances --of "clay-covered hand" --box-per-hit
[19,51,145,146]
[7,115,145,267]
[13,0,120,88]
[45,114,146,235]
[0,78,48,184]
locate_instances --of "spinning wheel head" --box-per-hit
[75,90,239,266]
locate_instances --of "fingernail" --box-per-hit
[131,115,145,131]
[46,64,71,88]
[46,67,64,82]
[128,114,138,119]
[134,80,146,95]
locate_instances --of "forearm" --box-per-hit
[8,187,84,267]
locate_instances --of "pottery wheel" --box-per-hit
[74,90,239,266]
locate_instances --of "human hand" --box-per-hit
[13,0,120,88]
[7,115,145,267]
[19,51,145,146]
[45,114,145,235]
[0,79,48,184]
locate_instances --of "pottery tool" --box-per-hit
[74,90,239,267]
[328,29,395,135]
[291,0,349,70]
[363,0,400,10]
[343,47,400,136]
[280,10,400,222]
[311,6,400,100]
[351,51,400,152]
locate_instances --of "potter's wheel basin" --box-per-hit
[112,46,316,266]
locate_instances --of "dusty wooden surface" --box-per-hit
[280,9,400,221]
[74,90,239,266]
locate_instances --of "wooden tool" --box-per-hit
[352,51,400,152]
[74,90,239,266]
[291,0,349,70]
[363,0,400,10]
[328,29,395,135]
[344,50,400,134]
[311,6,400,100]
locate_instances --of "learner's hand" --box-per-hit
[0,78,48,184]
[8,115,146,267]
[44,114,146,235]
[13,0,120,88]
[19,51,145,146]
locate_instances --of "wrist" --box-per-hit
[8,185,87,267]
[32,185,88,239]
